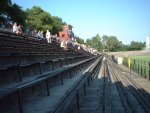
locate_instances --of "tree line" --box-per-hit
[76,34,145,52]
[0,0,66,35]
[86,34,145,52]
[0,0,145,52]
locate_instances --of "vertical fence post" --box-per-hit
[124,57,127,66]
[76,90,80,110]
[134,59,135,72]
[46,80,50,96]
[131,58,132,70]
[51,61,54,70]
[39,63,43,75]
[61,73,63,85]
[83,83,86,96]
[18,66,22,82]
[124,57,126,66]
[59,59,62,67]
[18,55,22,82]
[149,63,150,81]
[69,69,72,78]
[17,91,23,113]
[88,77,90,87]
[135,59,137,72]
[126,57,128,66]
[141,60,143,76]
[75,66,77,74]
[144,61,146,78]
[138,60,139,74]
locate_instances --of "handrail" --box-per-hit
[0,56,96,99]
[52,56,103,113]
[0,54,89,70]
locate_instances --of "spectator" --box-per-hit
[32,29,38,37]
[78,45,81,50]
[40,31,44,38]
[25,28,32,36]
[12,22,18,33]
[60,40,68,50]
[13,22,23,35]
[46,30,51,43]
[16,25,23,35]
[38,30,41,38]
[37,30,44,39]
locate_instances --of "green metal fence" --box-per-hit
[123,57,150,80]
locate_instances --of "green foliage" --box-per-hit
[129,41,145,50]
[86,34,102,51]
[0,0,11,13]
[0,0,69,35]
[129,56,150,62]
[92,34,102,51]
[86,34,121,52]
[101,35,108,50]
[86,34,145,52]
[8,3,26,26]
[26,6,53,31]
[0,0,146,51]
[123,56,150,78]
[26,6,64,33]
[0,0,26,26]
[86,39,92,46]
[51,16,63,34]
[76,36,84,44]
[106,36,121,52]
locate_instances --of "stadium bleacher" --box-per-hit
[0,30,97,113]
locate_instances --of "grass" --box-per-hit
[123,55,150,79]
[129,56,150,62]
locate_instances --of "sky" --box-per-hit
[12,0,150,44]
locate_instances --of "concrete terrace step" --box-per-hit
[23,75,81,113]
[73,79,101,113]
[81,96,99,108]
[73,108,96,113]
[0,57,94,98]
[22,57,100,113]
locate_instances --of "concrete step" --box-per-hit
[74,79,100,113]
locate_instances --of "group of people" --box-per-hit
[12,22,97,54]
[29,29,44,38]
[12,22,52,43]
[12,22,23,35]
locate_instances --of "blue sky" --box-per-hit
[12,0,150,44]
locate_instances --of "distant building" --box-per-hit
[59,25,74,41]
[146,36,150,50]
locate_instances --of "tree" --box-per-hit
[26,6,64,34]
[86,34,102,51]
[0,0,11,14]
[76,36,84,44]
[130,41,145,50]
[8,3,26,26]
[102,35,108,50]
[86,39,92,47]
[91,34,102,51]
[122,44,130,51]
[0,0,26,27]
[106,36,121,52]
[26,6,52,30]
[51,16,63,34]
[0,1,72,36]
